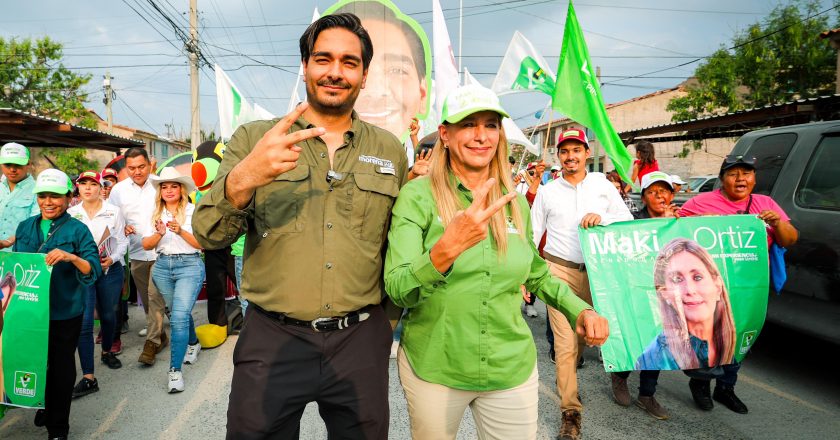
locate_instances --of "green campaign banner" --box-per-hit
[1,252,51,409]
[579,216,769,372]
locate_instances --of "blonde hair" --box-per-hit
[653,238,737,369]
[152,182,188,227]
[429,123,524,255]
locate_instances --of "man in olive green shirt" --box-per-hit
[193,13,406,440]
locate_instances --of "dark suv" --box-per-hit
[727,121,840,344]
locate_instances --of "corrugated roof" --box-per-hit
[0,108,144,151]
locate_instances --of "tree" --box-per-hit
[667,0,839,123]
[1,36,99,173]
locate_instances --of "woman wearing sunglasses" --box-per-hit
[677,155,798,414]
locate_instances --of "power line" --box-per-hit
[118,98,159,135]
[602,2,840,85]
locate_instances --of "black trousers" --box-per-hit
[204,247,235,327]
[45,315,83,438]
[226,304,391,440]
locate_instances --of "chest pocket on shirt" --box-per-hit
[350,172,399,243]
[259,165,310,234]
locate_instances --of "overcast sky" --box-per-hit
[3,0,837,139]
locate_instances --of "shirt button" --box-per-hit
[485,271,490,276]
[327,222,333,229]
[482,301,487,306]
[326,263,333,269]
[320,152,327,158]
[262,232,268,238]
[481,357,486,362]
[481,330,486,334]
[324,304,331,310]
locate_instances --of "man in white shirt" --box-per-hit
[531,128,633,440]
[108,148,169,365]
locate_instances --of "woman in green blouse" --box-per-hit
[384,85,609,440]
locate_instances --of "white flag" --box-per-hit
[490,31,556,97]
[287,8,321,114]
[433,0,459,118]
[215,64,276,139]
[464,69,539,156]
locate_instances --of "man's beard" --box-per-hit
[306,79,360,116]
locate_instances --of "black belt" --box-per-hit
[544,252,586,272]
[253,304,373,332]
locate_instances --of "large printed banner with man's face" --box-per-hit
[579,216,769,372]
[325,0,432,141]
[1,252,50,409]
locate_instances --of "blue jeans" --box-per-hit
[684,362,741,389]
[77,263,124,375]
[152,253,205,370]
[234,255,247,317]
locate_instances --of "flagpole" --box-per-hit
[541,109,554,162]
[458,0,463,81]
[517,100,551,170]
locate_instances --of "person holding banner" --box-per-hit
[609,171,679,420]
[530,127,632,440]
[13,168,102,440]
[385,85,609,440]
[677,155,798,414]
[141,167,204,393]
[67,171,128,400]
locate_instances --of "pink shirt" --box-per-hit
[680,189,790,246]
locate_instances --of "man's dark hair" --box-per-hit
[333,1,427,80]
[300,13,374,70]
[124,147,150,162]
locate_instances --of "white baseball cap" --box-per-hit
[641,171,673,193]
[34,169,73,195]
[670,174,686,185]
[0,142,30,166]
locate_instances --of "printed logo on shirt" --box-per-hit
[359,155,394,169]
[378,166,396,175]
[506,216,519,234]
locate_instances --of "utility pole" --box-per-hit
[103,72,114,133]
[189,0,200,149]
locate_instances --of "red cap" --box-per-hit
[526,161,538,170]
[75,170,101,184]
[557,127,589,148]
[101,168,118,180]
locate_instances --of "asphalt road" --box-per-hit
[1,300,838,439]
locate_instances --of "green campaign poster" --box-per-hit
[579,215,769,372]
[1,252,51,409]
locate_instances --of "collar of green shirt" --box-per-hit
[296,110,362,148]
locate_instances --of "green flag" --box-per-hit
[514,56,556,95]
[552,1,634,185]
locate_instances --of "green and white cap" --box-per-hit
[440,84,509,124]
[641,171,674,192]
[0,142,30,166]
[34,169,73,195]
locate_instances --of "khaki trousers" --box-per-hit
[398,347,539,440]
[545,260,593,412]
[130,259,167,345]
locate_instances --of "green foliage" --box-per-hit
[0,36,94,126]
[668,0,839,123]
[42,148,99,176]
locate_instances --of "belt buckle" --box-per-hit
[311,317,333,332]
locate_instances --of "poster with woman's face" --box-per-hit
[579,215,769,372]
[324,0,431,141]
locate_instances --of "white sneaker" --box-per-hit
[168,368,184,393]
[184,342,202,365]
[525,304,538,317]
[138,327,148,337]
[389,340,399,359]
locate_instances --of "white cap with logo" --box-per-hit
[0,142,30,166]
[641,171,674,192]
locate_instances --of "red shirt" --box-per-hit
[635,159,659,184]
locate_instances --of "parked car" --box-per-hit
[685,175,718,193]
[727,121,840,344]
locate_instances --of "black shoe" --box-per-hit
[72,377,99,399]
[549,348,556,364]
[34,409,47,427]
[101,352,122,369]
[713,387,748,414]
[688,378,713,411]
[48,437,68,440]
[576,356,585,369]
